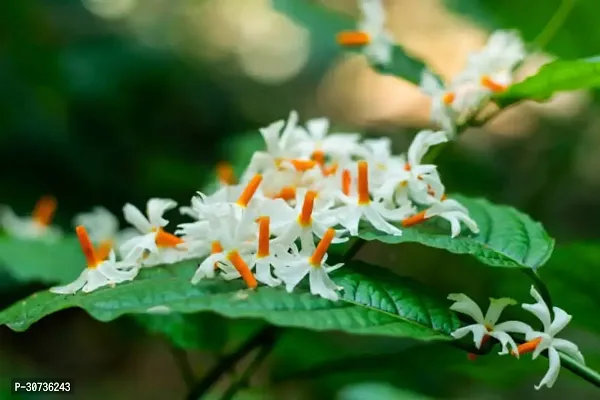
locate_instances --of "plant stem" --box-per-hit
[220,337,278,400]
[170,346,196,390]
[343,238,366,261]
[559,352,600,388]
[534,0,576,50]
[185,325,278,400]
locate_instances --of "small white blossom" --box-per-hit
[1,196,62,241]
[518,286,585,390]
[50,226,138,294]
[120,198,187,266]
[275,228,344,301]
[334,161,414,236]
[336,0,394,66]
[448,293,532,354]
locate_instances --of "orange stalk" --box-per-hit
[227,251,257,289]
[309,228,335,266]
[357,161,370,205]
[402,210,427,227]
[341,169,351,195]
[96,239,114,261]
[76,225,100,268]
[236,174,263,207]
[298,191,317,227]
[289,159,317,171]
[481,75,507,93]
[442,92,456,105]
[155,229,184,248]
[336,31,370,46]
[312,150,326,165]
[274,186,296,201]
[216,161,237,185]
[32,195,57,226]
[512,337,542,357]
[257,216,270,258]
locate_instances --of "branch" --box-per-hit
[559,352,600,388]
[169,345,196,390]
[534,0,576,50]
[219,337,278,400]
[185,325,278,400]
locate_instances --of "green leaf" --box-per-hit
[339,383,434,400]
[134,312,228,351]
[359,195,554,269]
[0,237,83,284]
[497,57,600,105]
[0,261,460,340]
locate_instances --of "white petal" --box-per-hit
[484,297,517,325]
[363,206,402,236]
[146,198,177,227]
[309,266,342,301]
[305,117,329,141]
[191,253,224,283]
[123,203,152,232]
[553,338,585,364]
[49,270,89,294]
[548,307,572,337]
[407,130,448,166]
[451,324,487,349]
[82,269,111,293]
[522,285,552,332]
[254,259,281,287]
[494,320,534,335]
[275,262,309,292]
[447,293,485,324]
[333,206,363,236]
[97,262,138,282]
[488,330,519,355]
[535,347,561,389]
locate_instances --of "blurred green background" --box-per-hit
[1,0,600,398]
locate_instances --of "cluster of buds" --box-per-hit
[449,286,585,390]
[0,111,478,300]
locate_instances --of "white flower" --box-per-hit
[517,286,585,390]
[294,117,362,162]
[420,70,457,135]
[50,226,138,294]
[402,197,479,238]
[190,206,257,287]
[466,30,526,92]
[0,196,62,241]
[336,0,394,66]
[73,207,138,258]
[334,161,414,236]
[242,111,305,180]
[119,198,187,266]
[271,188,347,251]
[245,216,283,287]
[375,130,447,207]
[448,293,532,355]
[275,228,344,301]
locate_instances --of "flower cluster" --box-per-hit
[0,111,478,300]
[449,286,585,390]
[336,0,526,137]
